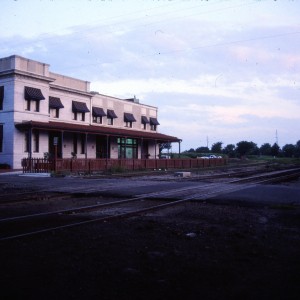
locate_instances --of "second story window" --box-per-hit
[92,107,106,124]
[24,86,45,112]
[141,116,149,130]
[0,86,4,110]
[107,109,118,125]
[72,101,90,122]
[49,96,64,118]
[150,117,160,131]
[124,113,136,128]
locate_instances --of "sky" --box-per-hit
[1,0,300,152]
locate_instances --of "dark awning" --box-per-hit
[141,116,150,124]
[150,117,160,125]
[92,107,106,117]
[49,96,64,109]
[107,109,118,118]
[72,101,90,113]
[24,86,45,101]
[0,86,3,102]
[124,113,136,122]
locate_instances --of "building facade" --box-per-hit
[0,55,180,169]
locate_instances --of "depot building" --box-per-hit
[0,55,181,169]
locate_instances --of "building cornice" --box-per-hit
[0,69,55,83]
[50,84,92,97]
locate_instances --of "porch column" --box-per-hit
[61,131,64,158]
[106,135,109,169]
[154,140,157,159]
[28,128,32,159]
[85,133,88,159]
[178,140,182,158]
[124,136,127,159]
[141,138,143,159]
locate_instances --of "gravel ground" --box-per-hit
[0,174,299,300]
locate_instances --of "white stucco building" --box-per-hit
[0,55,180,169]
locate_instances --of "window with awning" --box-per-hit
[92,107,106,117]
[72,101,90,121]
[24,86,45,101]
[72,101,90,113]
[124,113,136,122]
[141,116,150,124]
[107,109,118,118]
[150,117,160,131]
[49,96,64,109]
[150,117,160,125]
[92,107,106,124]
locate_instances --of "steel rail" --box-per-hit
[1,168,299,242]
[1,167,299,223]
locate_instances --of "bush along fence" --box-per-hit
[21,157,228,174]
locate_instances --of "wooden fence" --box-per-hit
[22,157,227,173]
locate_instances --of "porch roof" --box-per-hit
[15,121,181,142]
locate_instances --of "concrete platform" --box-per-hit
[174,172,191,178]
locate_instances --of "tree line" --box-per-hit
[183,140,300,158]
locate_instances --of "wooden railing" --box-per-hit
[22,158,227,173]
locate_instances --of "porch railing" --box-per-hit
[22,158,227,174]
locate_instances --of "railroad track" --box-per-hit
[1,167,299,242]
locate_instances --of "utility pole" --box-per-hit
[275,130,278,145]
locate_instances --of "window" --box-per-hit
[93,116,103,124]
[107,117,114,125]
[117,138,138,159]
[72,101,90,122]
[73,111,86,121]
[124,113,136,128]
[0,86,4,110]
[24,86,45,112]
[35,100,40,112]
[26,100,31,111]
[107,109,117,125]
[92,107,106,124]
[141,116,149,130]
[150,117,160,131]
[125,121,133,128]
[50,108,60,118]
[49,96,64,118]
[0,125,3,152]
[33,130,39,153]
[151,124,157,131]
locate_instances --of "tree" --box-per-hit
[211,142,223,154]
[196,146,209,153]
[270,143,280,157]
[159,142,172,154]
[223,144,236,158]
[282,144,296,158]
[236,141,258,157]
[260,143,272,156]
[295,140,300,158]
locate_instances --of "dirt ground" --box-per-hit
[0,178,300,300]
